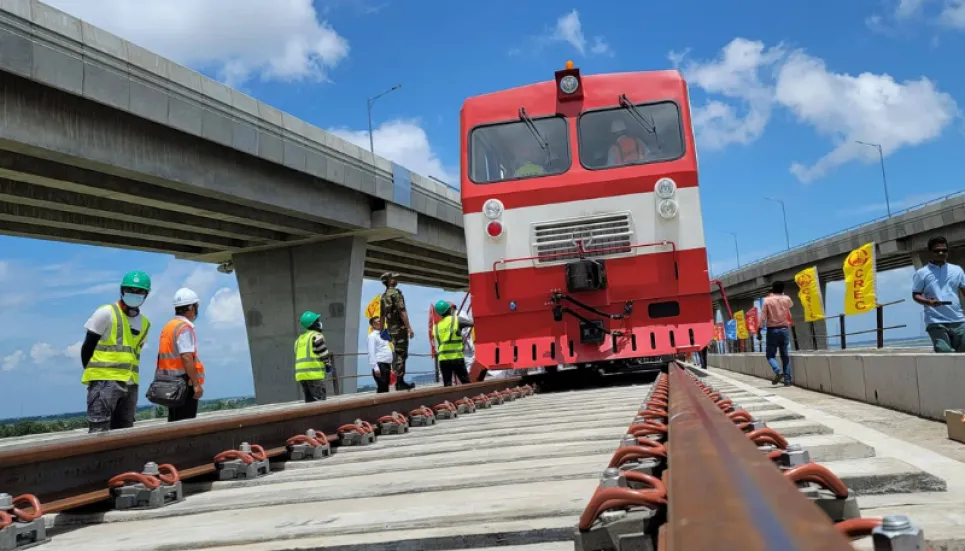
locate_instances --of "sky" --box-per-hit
[2,0,963,418]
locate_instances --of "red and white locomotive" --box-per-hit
[460,61,714,377]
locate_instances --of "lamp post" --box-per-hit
[724,231,740,268]
[367,84,402,154]
[855,140,892,217]
[764,196,791,250]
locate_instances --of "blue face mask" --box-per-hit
[121,293,146,308]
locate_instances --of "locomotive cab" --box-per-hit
[460,62,713,375]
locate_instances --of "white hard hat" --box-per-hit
[610,119,627,133]
[173,287,200,307]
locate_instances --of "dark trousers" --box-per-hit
[439,359,470,387]
[167,376,199,422]
[766,327,792,384]
[301,379,327,403]
[86,380,139,433]
[374,363,391,393]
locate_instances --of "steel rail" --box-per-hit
[663,363,854,550]
[0,377,522,511]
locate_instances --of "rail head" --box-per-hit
[664,363,854,551]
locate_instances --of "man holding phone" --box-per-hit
[912,236,965,353]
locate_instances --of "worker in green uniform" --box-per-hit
[379,272,415,391]
[294,310,334,402]
[80,270,153,433]
[433,300,474,387]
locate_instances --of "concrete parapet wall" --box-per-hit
[710,353,965,422]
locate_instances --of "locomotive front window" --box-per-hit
[469,115,571,184]
[578,101,685,170]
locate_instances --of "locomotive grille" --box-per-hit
[532,213,634,264]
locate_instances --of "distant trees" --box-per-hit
[0,397,257,439]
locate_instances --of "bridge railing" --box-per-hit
[710,299,909,353]
[714,190,965,280]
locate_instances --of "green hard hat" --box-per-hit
[300,310,321,330]
[121,270,151,291]
[434,300,452,316]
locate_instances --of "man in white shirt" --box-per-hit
[367,316,394,393]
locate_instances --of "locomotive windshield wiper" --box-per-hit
[618,94,657,135]
[518,107,549,152]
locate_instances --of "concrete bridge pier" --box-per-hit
[234,236,367,403]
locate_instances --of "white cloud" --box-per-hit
[673,38,959,182]
[589,37,612,56]
[329,119,456,185]
[777,52,958,182]
[30,343,61,364]
[940,0,965,27]
[207,287,244,328]
[898,0,930,18]
[522,10,613,58]
[670,39,784,150]
[65,340,83,359]
[44,0,349,87]
[552,10,587,55]
[2,350,24,372]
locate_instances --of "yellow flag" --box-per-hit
[734,310,749,340]
[843,242,877,315]
[364,294,381,334]
[794,266,825,322]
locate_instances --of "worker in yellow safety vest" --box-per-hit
[294,310,334,402]
[80,270,152,433]
[433,300,474,387]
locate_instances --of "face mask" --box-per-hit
[121,293,145,308]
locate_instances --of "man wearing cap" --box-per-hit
[80,270,153,433]
[379,272,415,391]
[294,310,334,402]
[155,288,205,422]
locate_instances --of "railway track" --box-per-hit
[0,364,948,550]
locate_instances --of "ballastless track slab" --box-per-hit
[1,369,960,550]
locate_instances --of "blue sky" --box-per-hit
[1,0,963,418]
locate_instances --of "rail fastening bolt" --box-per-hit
[881,515,912,531]
[142,462,160,476]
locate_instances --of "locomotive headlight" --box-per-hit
[655,178,677,199]
[560,75,579,95]
[482,198,504,219]
[658,199,679,219]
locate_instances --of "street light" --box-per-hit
[724,231,741,268]
[855,140,892,217]
[764,196,791,250]
[367,84,402,154]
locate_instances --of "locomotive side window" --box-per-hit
[469,116,571,184]
[578,101,685,170]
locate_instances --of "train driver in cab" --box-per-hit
[513,142,546,178]
[607,118,649,167]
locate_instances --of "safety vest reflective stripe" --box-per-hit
[435,315,464,361]
[156,318,206,385]
[82,303,151,385]
[294,331,327,381]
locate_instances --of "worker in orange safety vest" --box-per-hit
[155,287,206,422]
[607,119,648,166]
